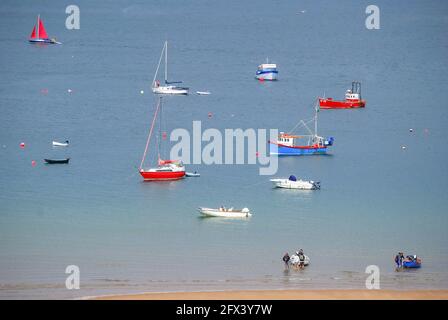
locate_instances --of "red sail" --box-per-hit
[38,18,49,39]
[30,25,37,39]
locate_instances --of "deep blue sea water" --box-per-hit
[1,0,448,299]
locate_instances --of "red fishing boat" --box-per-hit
[139,97,186,181]
[319,82,365,109]
[29,14,61,44]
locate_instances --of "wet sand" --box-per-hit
[93,289,448,300]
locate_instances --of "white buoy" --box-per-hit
[401,146,406,150]
[409,128,413,132]
[140,90,144,94]
[67,89,72,93]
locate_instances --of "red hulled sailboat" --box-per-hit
[139,97,185,181]
[29,15,61,44]
[319,81,366,109]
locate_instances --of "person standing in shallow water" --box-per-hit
[298,249,306,269]
[282,252,290,270]
[394,252,404,270]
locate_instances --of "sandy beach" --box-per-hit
[94,289,448,300]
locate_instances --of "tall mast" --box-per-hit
[157,97,162,160]
[164,41,168,83]
[314,100,318,137]
[139,97,161,170]
[152,42,165,87]
[37,14,40,39]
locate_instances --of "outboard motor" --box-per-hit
[324,137,334,146]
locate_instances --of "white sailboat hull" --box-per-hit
[152,85,189,95]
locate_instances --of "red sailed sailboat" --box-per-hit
[139,97,186,181]
[319,82,366,109]
[29,15,61,44]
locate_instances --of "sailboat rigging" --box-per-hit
[139,97,186,181]
[152,41,189,95]
[29,14,61,44]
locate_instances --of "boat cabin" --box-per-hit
[277,132,297,146]
[345,81,362,100]
[258,63,277,71]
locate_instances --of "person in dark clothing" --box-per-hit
[394,253,400,268]
[298,249,305,269]
[395,252,404,270]
[282,252,290,269]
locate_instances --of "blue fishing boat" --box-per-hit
[255,58,278,81]
[269,102,334,156]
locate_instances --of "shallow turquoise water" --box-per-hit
[0,0,447,299]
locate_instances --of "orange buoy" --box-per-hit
[31,160,36,166]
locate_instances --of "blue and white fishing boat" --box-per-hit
[255,58,278,81]
[269,102,334,156]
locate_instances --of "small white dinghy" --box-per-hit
[198,207,251,218]
[270,175,320,190]
[52,140,69,147]
[289,254,310,266]
[196,91,211,95]
[186,171,200,177]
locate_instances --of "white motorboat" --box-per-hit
[198,207,251,218]
[52,140,69,147]
[151,41,189,95]
[270,175,320,190]
[289,254,310,266]
[255,58,278,81]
